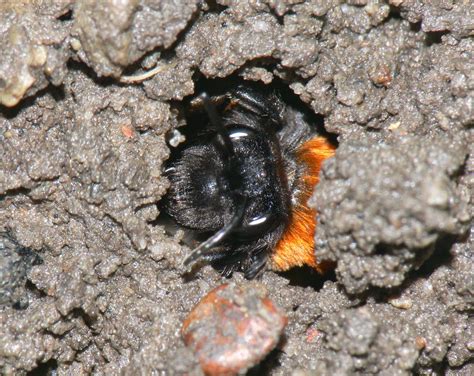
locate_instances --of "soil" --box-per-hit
[0,1,472,375]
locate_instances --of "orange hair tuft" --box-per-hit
[270,136,336,272]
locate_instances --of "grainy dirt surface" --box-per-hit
[0,1,472,375]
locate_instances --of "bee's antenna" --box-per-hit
[182,194,247,269]
[200,92,235,158]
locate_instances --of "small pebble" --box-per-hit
[415,336,427,350]
[388,297,413,310]
[182,283,287,376]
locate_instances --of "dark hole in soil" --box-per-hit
[425,30,450,46]
[57,9,73,22]
[157,76,337,283]
[415,234,458,278]
[279,265,336,290]
[27,359,58,376]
